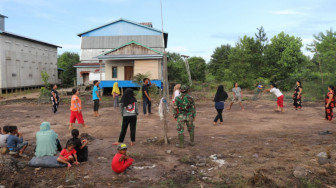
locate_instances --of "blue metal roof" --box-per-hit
[78,18,167,37]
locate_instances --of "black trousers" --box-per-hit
[214,109,223,122]
[118,116,137,142]
[93,99,99,111]
[143,98,151,114]
[52,100,59,113]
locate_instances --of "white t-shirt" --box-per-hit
[270,88,283,97]
[173,90,181,102]
[0,134,9,147]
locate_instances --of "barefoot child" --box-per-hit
[57,140,80,168]
[6,126,28,157]
[111,143,134,174]
[113,88,138,146]
[0,126,9,154]
[69,88,88,130]
[263,83,284,112]
[68,129,88,162]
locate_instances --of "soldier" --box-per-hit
[173,85,196,148]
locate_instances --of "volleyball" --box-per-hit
[258,84,263,89]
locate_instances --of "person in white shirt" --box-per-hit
[264,83,284,112]
[172,84,181,103]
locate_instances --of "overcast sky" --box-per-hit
[1,0,335,62]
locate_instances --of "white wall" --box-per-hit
[0,34,58,89]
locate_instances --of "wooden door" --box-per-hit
[83,73,89,85]
[124,66,134,80]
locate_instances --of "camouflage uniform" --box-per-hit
[173,85,196,147]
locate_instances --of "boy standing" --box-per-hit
[92,80,101,117]
[142,78,152,116]
[111,143,134,174]
[69,88,88,130]
[7,126,28,157]
[228,82,244,110]
[173,85,196,148]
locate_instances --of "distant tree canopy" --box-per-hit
[167,52,206,85]
[57,52,79,85]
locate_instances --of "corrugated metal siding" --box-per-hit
[0,34,58,89]
[81,20,161,37]
[81,35,164,49]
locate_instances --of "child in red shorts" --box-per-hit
[69,88,88,130]
[111,143,134,174]
[57,140,80,168]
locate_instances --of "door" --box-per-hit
[124,66,134,80]
[83,73,89,85]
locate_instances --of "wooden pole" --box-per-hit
[99,59,103,97]
[160,0,169,145]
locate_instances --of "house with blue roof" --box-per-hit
[74,18,168,92]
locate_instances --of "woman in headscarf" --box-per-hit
[325,85,335,121]
[293,81,302,110]
[213,85,228,125]
[113,89,139,146]
[112,82,121,108]
[172,84,181,103]
[35,122,62,157]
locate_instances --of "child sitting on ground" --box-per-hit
[111,143,134,174]
[67,129,88,162]
[6,126,28,157]
[57,140,80,168]
[0,126,10,154]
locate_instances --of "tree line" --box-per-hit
[168,27,336,98]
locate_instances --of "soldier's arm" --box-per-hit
[191,98,196,118]
[173,100,178,118]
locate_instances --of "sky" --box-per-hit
[0,0,335,62]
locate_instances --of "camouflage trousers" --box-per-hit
[176,115,194,135]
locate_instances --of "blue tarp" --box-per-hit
[99,80,162,88]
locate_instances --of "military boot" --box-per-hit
[189,132,195,146]
[175,134,185,148]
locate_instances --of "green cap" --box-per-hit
[180,85,189,93]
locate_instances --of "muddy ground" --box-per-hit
[0,91,336,188]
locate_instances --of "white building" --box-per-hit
[0,14,61,94]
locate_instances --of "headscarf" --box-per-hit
[112,82,120,95]
[173,84,181,100]
[120,88,137,106]
[214,85,228,102]
[35,122,58,157]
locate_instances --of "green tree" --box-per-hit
[263,32,305,82]
[255,26,268,50]
[208,44,231,81]
[57,52,79,84]
[227,36,262,87]
[188,57,206,82]
[307,28,336,72]
[167,52,189,84]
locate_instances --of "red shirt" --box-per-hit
[60,148,77,159]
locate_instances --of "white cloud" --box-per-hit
[270,9,303,15]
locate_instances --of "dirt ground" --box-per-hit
[1,91,336,188]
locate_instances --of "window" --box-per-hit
[112,67,118,78]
